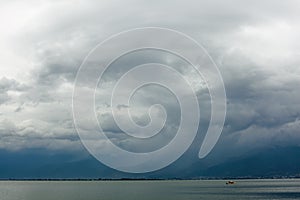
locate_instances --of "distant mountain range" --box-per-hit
[1,146,300,179]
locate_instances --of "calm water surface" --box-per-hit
[0,179,300,200]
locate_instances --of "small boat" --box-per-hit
[226,181,235,185]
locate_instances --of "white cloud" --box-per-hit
[0,0,299,156]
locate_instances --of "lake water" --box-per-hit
[0,179,300,200]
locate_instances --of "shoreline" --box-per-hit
[1,177,299,181]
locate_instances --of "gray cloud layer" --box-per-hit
[0,0,299,162]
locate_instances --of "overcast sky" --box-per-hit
[0,0,300,170]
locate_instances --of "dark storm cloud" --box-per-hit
[0,0,299,158]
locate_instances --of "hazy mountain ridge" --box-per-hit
[1,146,300,179]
